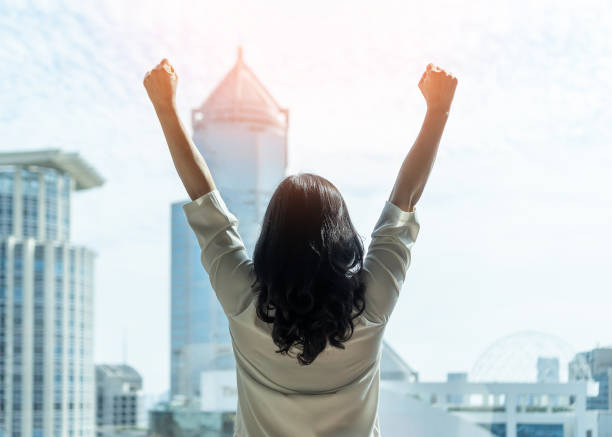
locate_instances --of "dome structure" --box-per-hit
[470,331,590,383]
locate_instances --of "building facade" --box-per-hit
[169,49,288,403]
[378,350,496,437]
[148,404,235,437]
[95,364,143,435]
[392,380,594,437]
[570,348,612,412]
[0,149,103,437]
[537,357,560,383]
[169,203,235,403]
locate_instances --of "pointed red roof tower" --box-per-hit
[192,47,289,130]
[189,48,288,244]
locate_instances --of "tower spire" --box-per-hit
[193,47,287,129]
[122,327,127,365]
[237,46,243,63]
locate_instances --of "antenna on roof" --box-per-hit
[122,327,127,365]
[237,46,243,62]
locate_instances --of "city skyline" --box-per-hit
[1,0,611,396]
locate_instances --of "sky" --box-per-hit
[1,0,611,395]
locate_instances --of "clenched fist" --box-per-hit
[143,58,178,111]
[418,64,458,113]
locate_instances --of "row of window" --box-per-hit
[0,241,95,432]
[0,167,71,241]
[0,167,94,436]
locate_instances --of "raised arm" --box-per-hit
[389,64,458,212]
[143,58,215,200]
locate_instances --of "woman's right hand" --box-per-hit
[143,58,178,112]
[418,63,458,113]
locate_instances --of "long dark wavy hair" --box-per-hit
[252,173,367,366]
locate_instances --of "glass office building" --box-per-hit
[0,149,104,437]
[170,203,236,402]
[170,49,288,403]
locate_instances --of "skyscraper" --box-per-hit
[170,49,288,403]
[0,149,103,437]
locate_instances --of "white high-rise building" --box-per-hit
[0,149,103,437]
[169,48,288,403]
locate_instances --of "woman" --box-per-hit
[144,58,457,437]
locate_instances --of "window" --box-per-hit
[45,168,59,240]
[21,169,39,238]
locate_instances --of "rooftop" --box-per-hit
[381,340,419,382]
[0,148,104,190]
[96,364,142,383]
[193,47,288,128]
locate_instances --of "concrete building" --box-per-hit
[148,403,234,437]
[95,364,143,435]
[599,412,612,437]
[570,347,612,436]
[0,149,103,437]
[392,380,595,437]
[378,347,497,437]
[386,335,612,437]
[538,357,560,383]
[571,348,612,411]
[446,372,469,404]
[169,48,288,403]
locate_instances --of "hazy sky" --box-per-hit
[2,0,611,394]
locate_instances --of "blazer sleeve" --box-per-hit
[182,189,255,317]
[362,200,420,324]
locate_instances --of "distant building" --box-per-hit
[570,347,612,411]
[447,372,469,383]
[169,48,288,403]
[101,429,146,437]
[380,343,419,382]
[95,364,143,435]
[148,401,234,437]
[395,380,595,437]
[0,149,103,437]
[599,412,612,437]
[386,339,612,437]
[538,357,560,383]
[446,372,468,404]
[200,370,236,413]
[378,355,494,436]
[140,391,169,429]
